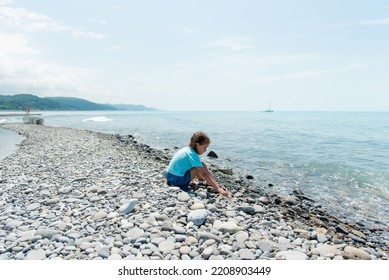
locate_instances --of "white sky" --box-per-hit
[0,0,388,111]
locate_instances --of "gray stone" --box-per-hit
[58,187,72,194]
[35,229,60,239]
[236,205,256,215]
[5,220,23,230]
[202,247,214,259]
[197,232,221,243]
[255,240,274,253]
[44,198,60,205]
[161,221,174,231]
[187,209,211,226]
[98,247,110,258]
[26,203,40,211]
[317,233,328,243]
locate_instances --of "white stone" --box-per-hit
[26,249,46,260]
[343,246,371,260]
[177,192,191,202]
[275,250,308,260]
[159,240,175,253]
[119,199,138,214]
[218,221,242,234]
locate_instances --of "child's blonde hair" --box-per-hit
[189,131,210,149]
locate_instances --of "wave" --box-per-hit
[0,119,7,123]
[82,116,114,122]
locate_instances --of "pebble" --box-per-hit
[343,246,372,260]
[158,240,175,253]
[176,192,190,202]
[218,221,242,234]
[118,199,138,214]
[26,249,46,260]
[0,123,386,260]
[187,209,211,226]
[275,250,308,260]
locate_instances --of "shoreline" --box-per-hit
[0,123,387,260]
[0,128,25,161]
[0,113,42,117]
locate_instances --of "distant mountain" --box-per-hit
[113,104,158,111]
[0,94,157,111]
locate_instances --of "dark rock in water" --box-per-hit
[268,183,274,187]
[293,189,304,195]
[246,175,254,180]
[207,151,218,158]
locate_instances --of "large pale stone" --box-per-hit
[118,199,138,214]
[343,246,371,260]
[218,221,242,234]
[275,250,308,260]
[187,209,211,226]
[177,192,191,202]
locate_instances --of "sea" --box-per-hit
[1,111,388,234]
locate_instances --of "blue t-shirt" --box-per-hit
[167,146,202,176]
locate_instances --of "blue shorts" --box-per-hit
[166,170,191,192]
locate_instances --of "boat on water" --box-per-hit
[263,101,273,112]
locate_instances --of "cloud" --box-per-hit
[0,31,96,97]
[252,63,367,84]
[207,36,253,52]
[0,2,108,98]
[0,4,106,39]
[0,0,13,6]
[358,18,389,26]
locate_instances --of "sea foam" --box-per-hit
[82,116,113,122]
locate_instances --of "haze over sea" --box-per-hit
[1,111,388,234]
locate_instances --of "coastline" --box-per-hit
[0,123,387,260]
[0,128,25,161]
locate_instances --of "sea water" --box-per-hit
[0,128,25,161]
[1,111,388,232]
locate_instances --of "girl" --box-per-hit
[166,131,229,196]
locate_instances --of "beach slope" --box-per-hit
[0,124,387,260]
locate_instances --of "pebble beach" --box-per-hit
[0,123,388,260]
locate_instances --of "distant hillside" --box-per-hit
[0,94,157,111]
[46,97,116,111]
[113,104,158,111]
